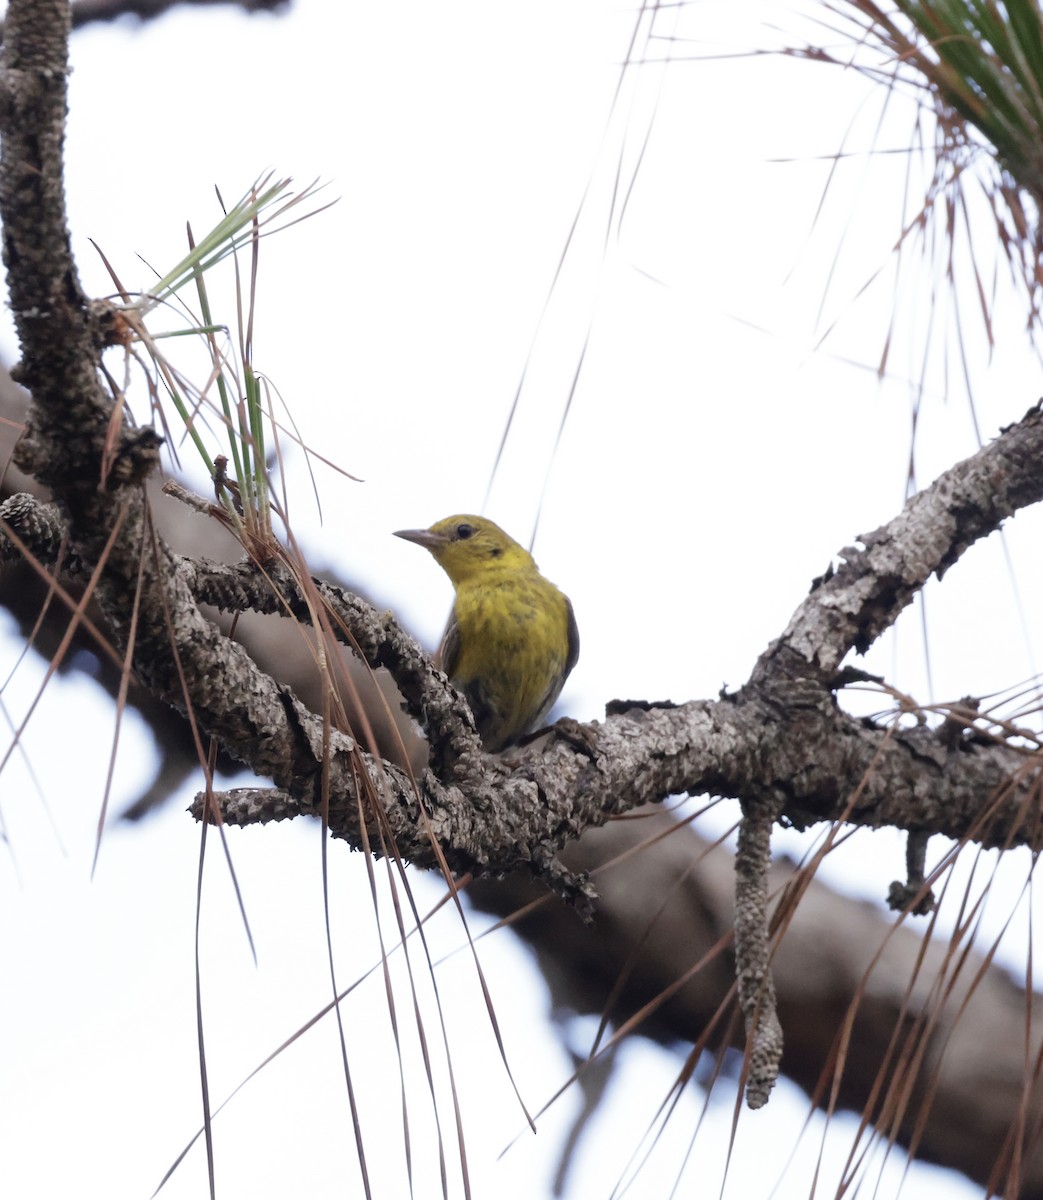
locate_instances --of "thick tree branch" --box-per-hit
[185,391,1043,863]
[5,409,1043,877]
[754,400,1043,683]
[187,399,1043,870]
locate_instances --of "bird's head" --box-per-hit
[394,514,535,586]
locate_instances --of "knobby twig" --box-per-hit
[734,801,784,1108]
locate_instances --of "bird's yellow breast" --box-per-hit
[446,567,574,751]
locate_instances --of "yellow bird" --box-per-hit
[394,514,579,751]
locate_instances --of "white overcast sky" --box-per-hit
[0,1,1039,1197]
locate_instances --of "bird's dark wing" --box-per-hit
[437,613,461,678]
[565,598,580,677]
[437,613,497,742]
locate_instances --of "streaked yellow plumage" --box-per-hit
[394,515,579,751]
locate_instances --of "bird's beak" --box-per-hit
[394,527,449,550]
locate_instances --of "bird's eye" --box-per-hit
[455,523,475,540]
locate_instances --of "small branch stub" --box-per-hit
[887,830,936,915]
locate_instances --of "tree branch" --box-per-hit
[754,400,1043,683]
[5,381,1043,876]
